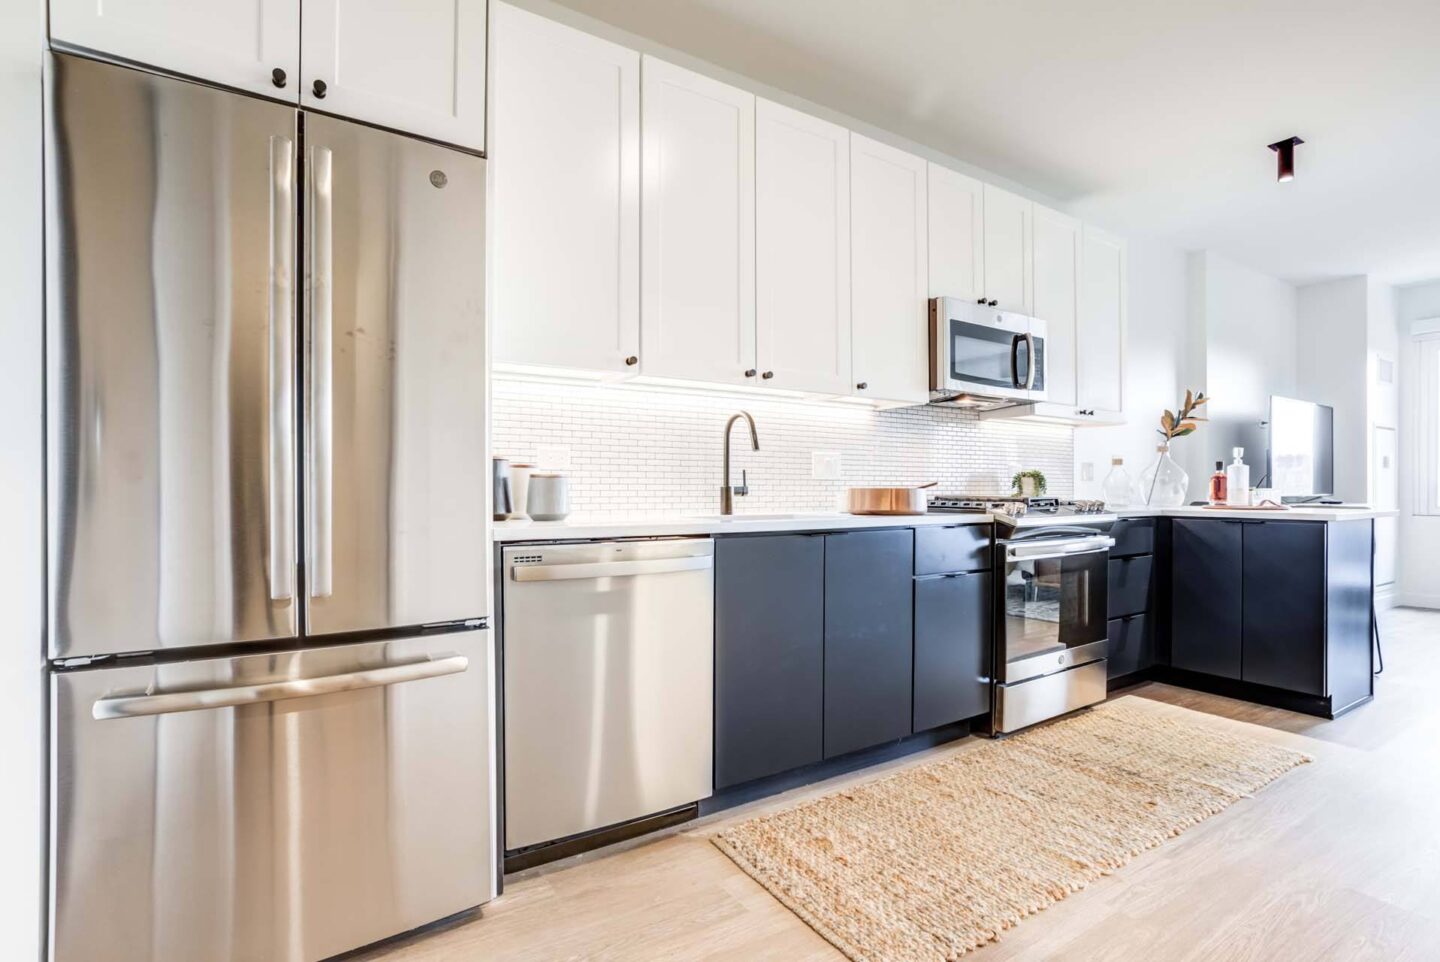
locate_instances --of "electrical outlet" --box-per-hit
[812,451,842,480]
[1080,461,1095,482]
[534,444,572,471]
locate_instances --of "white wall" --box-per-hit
[1295,276,1368,502]
[0,0,46,955]
[1398,280,1440,606]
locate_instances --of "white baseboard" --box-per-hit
[1376,583,1399,610]
[1394,589,1440,610]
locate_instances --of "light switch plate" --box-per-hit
[812,451,842,480]
[534,444,573,471]
[1080,462,1095,482]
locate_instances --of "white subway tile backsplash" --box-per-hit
[494,378,1073,518]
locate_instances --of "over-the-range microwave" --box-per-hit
[928,297,1047,407]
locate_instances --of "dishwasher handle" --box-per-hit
[511,555,713,582]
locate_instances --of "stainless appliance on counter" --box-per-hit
[929,496,1114,733]
[45,53,493,962]
[929,297,1048,408]
[501,539,715,865]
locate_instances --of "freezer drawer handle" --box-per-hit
[91,654,468,720]
[511,555,713,582]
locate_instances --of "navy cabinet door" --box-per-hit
[714,535,825,789]
[1171,519,1243,679]
[913,571,992,732]
[1242,522,1326,694]
[824,529,914,759]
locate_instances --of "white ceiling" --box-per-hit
[546,0,1440,286]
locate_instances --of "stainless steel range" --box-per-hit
[929,495,1115,733]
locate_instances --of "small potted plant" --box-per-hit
[1011,469,1048,498]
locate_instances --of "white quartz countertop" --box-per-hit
[493,511,990,542]
[494,504,1397,542]
[1118,505,1397,522]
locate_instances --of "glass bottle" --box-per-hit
[1207,461,1228,504]
[1101,457,1137,508]
[1225,448,1251,506]
[1140,443,1189,507]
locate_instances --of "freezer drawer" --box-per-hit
[50,631,495,962]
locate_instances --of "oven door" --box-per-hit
[932,299,1033,400]
[999,534,1112,683]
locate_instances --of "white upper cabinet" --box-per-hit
[1078,225,1126,417]
[49,0,301,101]
[641,57,756,386]
[981,184,1033,313]
[490,3,639,374]
[927,164,984,302]
[850,134,929,406]
[302,0,487,150]
[755,99,851,395]
[1031,203,1081,408]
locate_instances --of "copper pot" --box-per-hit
[845,482,937,516]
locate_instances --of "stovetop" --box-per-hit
[928,494,1115,528]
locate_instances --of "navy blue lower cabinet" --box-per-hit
[1170,519,1243,680]
[1241,521,1326,695]
[1106,613,1152,679]
[823,529,915,759]
[714,535,825,789]
[1108,555,1154,619]
[913,571,992,732]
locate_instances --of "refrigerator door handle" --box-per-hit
[306,144,335,599]
[268,135,296,602]
[91,653,469,719]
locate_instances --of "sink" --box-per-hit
[687,512,842,522]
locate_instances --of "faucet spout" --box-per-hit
[721,411,760,515]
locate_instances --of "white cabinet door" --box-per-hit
[1077,225,1126,416]
[850,133,928,405]
[927,164,984,301]
[491,3,639,374]
[50,0,300,101]
[641,58,755,386]
[982,184,1032,313]
[302,0,486,150]
[1031,204,1081,408]
[755,99,850,395]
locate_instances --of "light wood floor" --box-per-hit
[357,607,1440,961]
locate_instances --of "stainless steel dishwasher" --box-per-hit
[502,538,715,856]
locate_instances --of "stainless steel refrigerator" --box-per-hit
[44,53,493,962]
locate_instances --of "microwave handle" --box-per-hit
[1010,334,1021,389]
[1023,332,1036,390]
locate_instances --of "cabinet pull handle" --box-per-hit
[856,382,868,390]
[625,355,638,366]
[313,78,328,99]
[271,67,287,89]
[761,371,774,379]
[744,369,756,377]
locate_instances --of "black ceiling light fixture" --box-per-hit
[1268,136,1304,183]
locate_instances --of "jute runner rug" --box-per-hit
[712,698,1310,961]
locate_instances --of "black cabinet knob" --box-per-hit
[624,355,638,366]
[856,381,868,390]
[313,79,328,99]
[976,297,987,304]
[988,299,999,306]
[761,371,774,379]
[271,68,287,89]
[744,368,757,377]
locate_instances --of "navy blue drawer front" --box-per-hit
[1109,517,1156,558]
[915,523,991,575]
[1108,555,1153,619]
[913,571,992,732]
[1107,614,1153,678]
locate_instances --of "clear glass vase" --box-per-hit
[1139,444,1189,507]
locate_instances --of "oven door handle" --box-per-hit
[1005,536,1114,562]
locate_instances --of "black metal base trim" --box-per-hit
[1158,667,1339,718]
[701,719,977,816]
[503,804,699,874]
